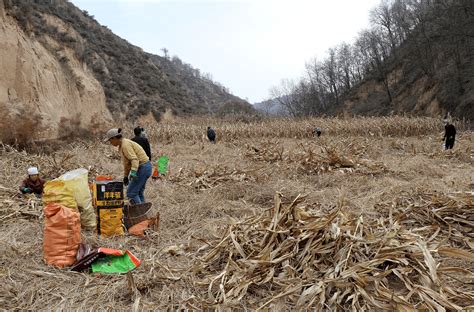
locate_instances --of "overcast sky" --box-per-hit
[71,0,380,103]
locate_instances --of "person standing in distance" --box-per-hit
[131,126,152,161]
[443,120,456,150]
[104,128,152,204]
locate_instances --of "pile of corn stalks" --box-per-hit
[291,145,358,174]
[185,193,474,310]
[246,142,387,175]
[171,165,262,190]
[0,186,42,222]
[245,141,284,163]
[377,191,474,249]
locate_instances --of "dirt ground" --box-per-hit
[0,117,473,310]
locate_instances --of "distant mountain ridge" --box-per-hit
[253,98,289,116]
[2,0,253,125]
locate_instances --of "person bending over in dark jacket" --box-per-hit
[443,121,456,150]
[314,127,322,137]
[131,126,152,160]
[20,167,45,196]
[207,126,216,143]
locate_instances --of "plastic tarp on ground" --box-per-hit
[71,245,141,274]
[58,169,96,229]
[91,249,141,274]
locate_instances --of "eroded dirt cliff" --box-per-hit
[0,0,111,138]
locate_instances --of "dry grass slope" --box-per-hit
[0,117,473,310]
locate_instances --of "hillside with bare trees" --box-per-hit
[267,0,474,121]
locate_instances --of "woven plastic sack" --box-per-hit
[98,207,124,237]
[43,180,78,212]
[43,203,81,268]
[59,169,96,229]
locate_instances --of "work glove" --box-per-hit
[23,187,30,193]
[130,170,138,180]
[123,176,129,186]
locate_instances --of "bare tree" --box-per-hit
[203,72,213,82]
[322,48,340,105]
[270,79,299,117]
[359,29,392,103]
[370,0,397,51]
[336,43,354,91]
[161,48,169,59]
[391,0,411,44]
[260,99,275,116]
[304,60,327,113]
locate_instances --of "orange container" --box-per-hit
[96,175,114,181]
[152,166,159,179]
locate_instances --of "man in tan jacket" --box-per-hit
[104,128,152,204]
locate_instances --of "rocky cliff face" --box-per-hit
[0,0,112,138]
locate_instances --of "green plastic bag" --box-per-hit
[157,156,169,175]
[91,249,141,274]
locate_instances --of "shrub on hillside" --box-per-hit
[216,100,257,116]
[0,104,45,150]
[57,115,106,141]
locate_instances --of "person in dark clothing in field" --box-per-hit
[314,127,322,137]
[207,126,216,143]
[20,167,45,196]
[132,126,152,160]
[443,120,456,150]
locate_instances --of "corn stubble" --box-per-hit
[0,116,473,310]
[184,192,474,310]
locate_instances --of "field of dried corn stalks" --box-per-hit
[0,116,473,310]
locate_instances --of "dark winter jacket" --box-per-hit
[131,136,152,160]
[207,128,216,142]
[444,124,456,140]
[20,177,45,195]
